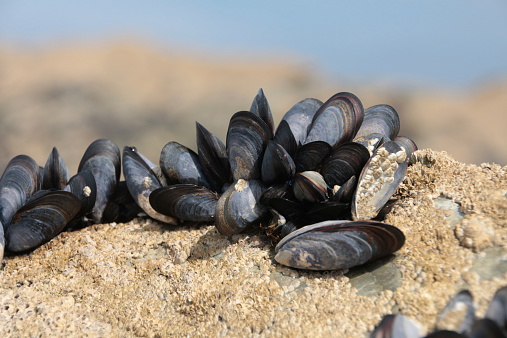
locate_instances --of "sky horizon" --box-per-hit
[1,1,507,89]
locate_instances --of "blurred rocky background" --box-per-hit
[1,2,506,172]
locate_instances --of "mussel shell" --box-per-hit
[0,155,41,227]
[64,170,97,218]
[329,175,357,203]
[305,92,363,148]
[42,147,70,190]
[274,220,405,270]
[352,141,408,220]
[294,141,332,172]
[123,146,177,224]
[281,98,323,146]
[434,290,475,336]
[150,184,218,222]
[293,171,328,203]
[226,111,271,181]
[101,181,142,224]
[160,141,210,187]
[78,139,121,223]
[353,104,400,150]
[394,136,418,160]
[215,179,267,236]
[273,120,298,158]
[196,122,231,193]
[320,142,370,187]
[485,286,507,332]
[6,190,81,252]
[0,221,4,262]
[261,140,296,185]
[370,314,422,338]
[250,88,275,137]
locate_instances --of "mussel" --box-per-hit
[274,220,405,271]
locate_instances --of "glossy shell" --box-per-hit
[160,141,210,188]
[42,147,70,190]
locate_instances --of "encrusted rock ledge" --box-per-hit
[1,149,506,337]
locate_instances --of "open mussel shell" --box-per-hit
[150,184,218,222]
[160,141,210,188]
[5,190,81,252]
[64,170,97,218]
[274,220,405,271]
[123,146,177,225]
[226,111,271,181]
[280,98,322,146]
[250,88,275,137]
[215,179,267,236]
[196,122,231,193]
[353,104,400,152]
[305,92,363,148]
[352,141,408,220]
[78,139,121,223]
[261,140,295,185]
[320,142,370,188]
[0,155,41,227]
[293,171,328,203]
[42,147,70,190]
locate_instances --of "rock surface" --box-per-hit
[1,149,507,337]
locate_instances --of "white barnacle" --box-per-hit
[387,153,398,162]
[390,162,399,171]
[332,185,340,194]
[396,150,407,163]
[381,160,391,171]
[235,179,248,192]
[142,176,152,189]
[385,177,395,184]
[83,186,92,197]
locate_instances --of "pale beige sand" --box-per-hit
[1,149,506,337]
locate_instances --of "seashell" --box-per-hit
[196,122,231,193]
[42,147,70,190]
[5,190,82,252]
[352,141,408,220]
[226,111,271,181]
[274,220,405,270]
[320,142,370,188]
[64,170,97,219]
[294,141,332,172]
[280,98,322,146]
[215,179,267,236]
[370,314,422,338]
[273,120,298,158]
[485,286,507,333]
[394,136,418,161]
[329,175,357,203]
[0,155,41,227]
[434,290,475,336]
[261,140,296,185]
[250,88,275,137]
[101,181,142,224]
[293,171,328,203]
[150,184,218,222]
[78,139,121,223]
[305,92,364,148]
[123,146,178,225]
[160,141,210,188]
[353,104,400,153]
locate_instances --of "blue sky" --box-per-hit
[1,0,506,88]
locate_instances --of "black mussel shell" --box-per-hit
[42,147,70,190]
[273,120,298,158]
[250,88,275,137]
[215,179,267,236]
[394,136,418,160]
[320,142,370,188]
[352,141,408,220]
[280,98,323,146]
[64,170,97,219]
[6,190,82,252]
[226,111,271,181]
[160,141,210,188]
[294,141,332,172]
[0,155,41,227]
[261,140,296,185]
[293,171,328,203]
[353,104,400,152]
[486,286,507,332]
[123,146,177,224]
[150,184,218,222]
[274,220,405,270]
[78,139,121,223]
[101,181,142,224]
[329,175,357,203]
[196,122,231,193]
[305,92,363,148]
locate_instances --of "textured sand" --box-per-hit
[1,149,506,337]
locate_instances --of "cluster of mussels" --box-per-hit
[371,287,507,337]
[0,90,416,271]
